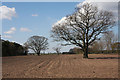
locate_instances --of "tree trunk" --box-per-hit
[83,51,88,58]
[37,51,40,56]
[37,53,40,55]
[83,46,88,58]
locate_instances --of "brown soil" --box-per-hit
[2,54,118,78]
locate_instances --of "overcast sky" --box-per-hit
[1,1,119,53]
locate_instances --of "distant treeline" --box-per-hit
[2,40,27,57]
[68,47,120,54]
[88,50,120,54]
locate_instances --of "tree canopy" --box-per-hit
[24,36,48,55]
[51,3,115,58]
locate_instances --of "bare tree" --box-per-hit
[98,39,106,51]
[53,45,61,54]
[24,36,48,55]
[103,31,118,51]
[91,39,105,51]
[51,3,115,58]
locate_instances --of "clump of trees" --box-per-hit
[90,40,105,52]
[103,31,118,51]
[111,42,120,51]
[2,40,27,57]
[51,3,115,58]
[69,47,83,54]
[24,36,48,55]
[90,31,119,54]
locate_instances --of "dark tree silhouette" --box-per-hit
[51,3,115,58]
[2,40,25,56]
[25,36,48,55]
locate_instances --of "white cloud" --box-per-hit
[20,27,31,32]
[52,17,67,27]
[4,27,16,34]
[52,1,118,28]
[0,6,16,20]
[2,35,12,38]
[77,0,118,15]
[77,0,118,21]
[32,14,38,17]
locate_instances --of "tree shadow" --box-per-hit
[88,57,120,59]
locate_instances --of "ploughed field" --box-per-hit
[2,54,118,78]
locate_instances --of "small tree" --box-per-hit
[53,45,61,54]
[103,31,118,51]
[51,3,115,58]
[91,39,105,51]
[25,36,48,55]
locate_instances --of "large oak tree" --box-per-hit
[51,3,115,58]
